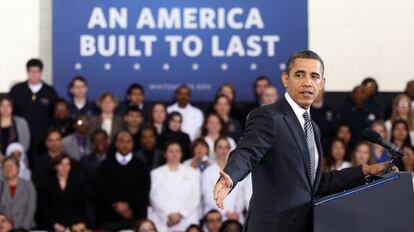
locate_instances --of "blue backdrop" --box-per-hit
[53,0,308,101]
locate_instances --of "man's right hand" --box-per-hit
[213,170,233,209]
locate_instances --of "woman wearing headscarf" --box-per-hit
[5,142,31,181]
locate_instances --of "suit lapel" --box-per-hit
[2,183,12,203]
[280,98,312,188]
[14,181,24,201]
[312,121,324,194]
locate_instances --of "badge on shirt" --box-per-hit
[40,97,50,105]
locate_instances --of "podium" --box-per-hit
[313,172,414,232]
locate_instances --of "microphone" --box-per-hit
[361,128,404,158]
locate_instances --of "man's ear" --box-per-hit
[281,72,289,89]
[320,77,326,90]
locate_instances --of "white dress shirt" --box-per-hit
[330,161,352,171]
[167,103,204,141]
[285,92,319,172]
[28,82,43,93]
[115,152,133,166]
[204,136,236,160]
[101,118,113,137]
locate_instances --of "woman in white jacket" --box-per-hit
[201,136,250,223]
[149,141,201,232]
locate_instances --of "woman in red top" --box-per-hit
[0,156,36,230]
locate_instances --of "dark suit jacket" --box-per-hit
[38,173,85,229]
[224,97,365,232]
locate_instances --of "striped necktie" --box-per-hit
[303,111,316,185]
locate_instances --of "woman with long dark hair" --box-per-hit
[148,103,168,136]
[213,95,242,142]
[38,154,84,231]
[202,113,236,159]
[390,119,412,149]
[157,112,191,160]
[325,138,351,171]
[0,96,30,156]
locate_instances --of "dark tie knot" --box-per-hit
[303,112,310,121]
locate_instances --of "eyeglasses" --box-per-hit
[397,102,409,108]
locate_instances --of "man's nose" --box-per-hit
[302,75,313,87]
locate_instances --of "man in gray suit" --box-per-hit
[214,50,392,231]
[62,115,91,161]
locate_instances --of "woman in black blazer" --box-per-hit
[157,112,191,160]
[38,154,85,231]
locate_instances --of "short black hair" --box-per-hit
[203,209,221,223]
[54,98,70,108]
[26,58,43,71]
[90,128,108,142]
[167,111,183,123]
[70,220,89,231]
[253,76,271,89]
[185,224,203,232]
[141,125,158,138]
[219,220,242,232]
[127,83,145,95]
[285,50,324,75]
[175,84,192,95]
[361,77,378,93]
[125,105,143,115]
[69,75,88,88]
[45,127,63,140]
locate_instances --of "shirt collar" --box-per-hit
[173,102,190,109]
[27,82,43,93]
[285,92,310,128]
[115,152,133,165]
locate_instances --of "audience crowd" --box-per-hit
[0,59,412,232]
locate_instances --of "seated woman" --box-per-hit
[37,154,85,232]
[351,142,374,166]
[0,156,36,230]
[157,112,191,160]
[370,120,389,163]
[90,92,123,140]
[149,141,201,232]
[134,219,158,232]
[148,103,168,136]
[202,137,248,223]
[202,113,236,160]
[5,142,31,181]
[219,220,243,232]
[401,145,414,172]
[0,96,30,156]
[325,138,351,171]
[183,138,210,172]
[213,94,243,142]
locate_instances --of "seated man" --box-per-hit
[95,130,150,230]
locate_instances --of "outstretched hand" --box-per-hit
[213,170,233,209]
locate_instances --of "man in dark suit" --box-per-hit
[214,50,391,232]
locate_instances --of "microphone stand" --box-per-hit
[365,150,401,183]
